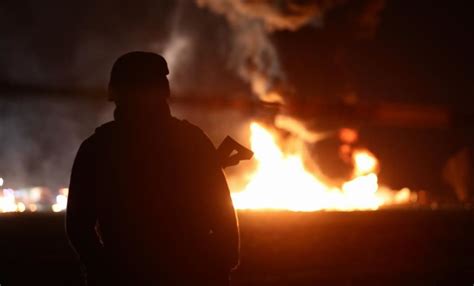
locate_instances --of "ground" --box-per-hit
[0,210,473,285]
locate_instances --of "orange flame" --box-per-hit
[231,122,413,211]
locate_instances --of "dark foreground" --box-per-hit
[0,210,473,286]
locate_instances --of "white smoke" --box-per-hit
[195,0,387,103]
[194,0,336,103]
[154,0,194,88]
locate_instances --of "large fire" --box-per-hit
[231,122,413,211]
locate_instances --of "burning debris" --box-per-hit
[229,122,414,211]
[191,0,414,211]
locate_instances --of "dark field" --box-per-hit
[0,210,473,286]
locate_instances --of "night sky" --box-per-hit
[0,0,472,105]
[275,0,474,107]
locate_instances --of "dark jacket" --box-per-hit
[66,107,239,284]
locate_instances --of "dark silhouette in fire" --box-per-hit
[66,52,240,285]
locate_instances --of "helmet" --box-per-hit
[108,51,169,101]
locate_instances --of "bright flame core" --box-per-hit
[231,122,412,211]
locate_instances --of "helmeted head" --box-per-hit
[108,51,170,106]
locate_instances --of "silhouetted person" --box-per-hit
[66,51,240,285]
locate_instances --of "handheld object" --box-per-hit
[217,136,254,168]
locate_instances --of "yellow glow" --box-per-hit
[352,149,378,176]
[17,202,26,212]
[231,122,412,211]
[59,188,69,196]
[51,188,69,212]
[29,204,38,212]
[52,191,68,213]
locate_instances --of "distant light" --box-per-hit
[17,202,26,212]
[0,178,3,187]
[30,187,42,202]
[1,188,18,213]
[59,188,69,196]
[52,190,68,212]
[29,204,38,212]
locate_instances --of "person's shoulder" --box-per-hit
[172,118,210,141]
[171,118,217,153]
[94,121,117,137]
[78,121,117,153]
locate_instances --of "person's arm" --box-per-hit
[210,166,240,271]
[199,133,240,271]
[66,138,104,271]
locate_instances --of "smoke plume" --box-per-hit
[195,0,386,103]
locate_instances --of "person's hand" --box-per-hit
[217,136,253,168]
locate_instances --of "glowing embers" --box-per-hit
[231,122,413,211]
